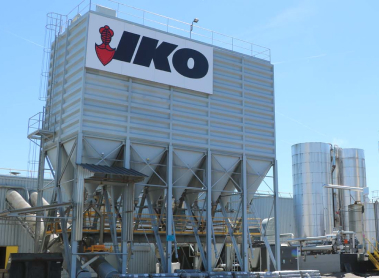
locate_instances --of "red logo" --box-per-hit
[95,25,115,66]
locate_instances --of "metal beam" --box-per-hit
[250,203,276,268]
[166,144,173,273]
[184,197,208,270]
[206,150,213,271]
[146,192,167,272]
[104,188,121,270]
[273,160,281,270]
[219,198,243,267]
[0,202,72,217]
[241,154,249,271]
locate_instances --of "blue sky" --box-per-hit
[1,0,378,194]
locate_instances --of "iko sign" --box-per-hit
[86,13,213,94]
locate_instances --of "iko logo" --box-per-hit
[95,25,116,66]
[95,26,209,79]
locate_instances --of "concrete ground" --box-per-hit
[322,273,379,277]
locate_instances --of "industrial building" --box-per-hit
[0,1,378,278]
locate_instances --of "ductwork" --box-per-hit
[5,190,44,237]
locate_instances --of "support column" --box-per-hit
[121,183,134,274]
[146,193,167,272]
[241,155,249,271]
[273,160,281,271]
[206,150,212,271]
[166,144,173,273]
[35,148,46,252]
[122,140,132,274]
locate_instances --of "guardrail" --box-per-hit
[64,0,270,61]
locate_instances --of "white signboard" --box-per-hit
[86,13,213,94]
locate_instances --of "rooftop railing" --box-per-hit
[64,0,271,61]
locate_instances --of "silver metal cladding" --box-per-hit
[292,142,332,238]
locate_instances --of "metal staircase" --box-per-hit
[366,238,379,269]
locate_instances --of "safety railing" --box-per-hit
[63,0,270,61]
[46,210,261,237]
[366,238,379,269]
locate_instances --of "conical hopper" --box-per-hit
[184,158,206,208]
[84,183,98,196]
[111,186,123,205]
[172,150,204,203]
[147,162,167,205]
[220,162,241,205]
[82,138,123,165]
[47,147,58,170]
[63,139,77,165]
[246,159,272,202]
[211,154,240,203]
[60,148,75,202]
[130,144,167,202]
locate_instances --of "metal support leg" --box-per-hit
[35,147,46,252]
[273,160,281,270]
[121,183,134,274]
[219,198,243,267]
[54,143,71,274]
[104,188,121,269]
[241,155,249,271]
[206,150,213,271]
[166,144,173,273]
[70,240,78,276]
[184,197,208,270]
[146,193,167,272]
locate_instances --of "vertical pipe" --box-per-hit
[122,139,131,274]
[241,154,248,271]
[166,144,173,273]
[206,149,212,271]
[273,160,281,270]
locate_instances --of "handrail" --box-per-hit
[62,0,270,60]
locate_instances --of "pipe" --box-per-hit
[89,257,119,278]
[324,184,364,191]
[301,245,333,251]
[288,236,328,242]
[29,190,50,207]
[48,241,91,278]
[5,189,44,237]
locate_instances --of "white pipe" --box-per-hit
[6,190,44,237]
[301,245,333,251]
[324,184,363,192]
[29,191,50,207]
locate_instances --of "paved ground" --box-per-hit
[322,273,379,277]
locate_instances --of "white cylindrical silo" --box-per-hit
[292,142,333,237]
[339,148,366,231]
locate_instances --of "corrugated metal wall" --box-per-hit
[38,11,275,159]
[229,194,295,236]
[253,195,295,235]
[0,175,38,252]
[44,14,88,150]
[129,244,158,274]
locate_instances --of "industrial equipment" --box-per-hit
[0,1,281,277]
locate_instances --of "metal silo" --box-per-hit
[292,142,332,237]
[349,202,376,252]
[339,148,366,230]
[20,2,279,275]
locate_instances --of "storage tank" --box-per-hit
[292,142,333,237]
[348,202,376,252]
[339,148,366,230]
